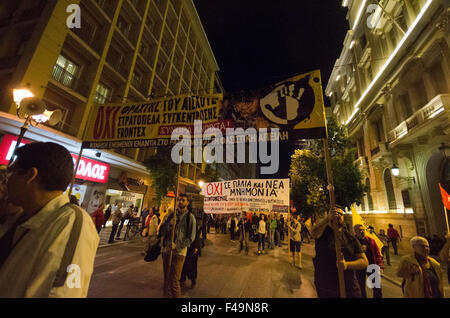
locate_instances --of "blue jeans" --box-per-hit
[258,233,265,251]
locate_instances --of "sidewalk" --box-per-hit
[97,225,140,248]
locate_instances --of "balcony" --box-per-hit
[51,64,89,97]
[388,94,450,145]
[354,156,369,172]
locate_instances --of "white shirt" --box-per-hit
[0,194,99,297]
[258,220,266,234]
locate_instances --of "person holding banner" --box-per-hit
[158,194,196,298]
[311,207,368,298]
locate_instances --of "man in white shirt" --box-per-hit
[0,142,99,297]
[258,215,267,255]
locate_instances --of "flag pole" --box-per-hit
[323,133,346,298]
[444,206,449,234]
[167,149,182,294]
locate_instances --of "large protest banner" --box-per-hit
[220,69,327,141]
[201,179,289,214]
[82,94,224,149]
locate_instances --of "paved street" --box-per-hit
[88,231,405,298]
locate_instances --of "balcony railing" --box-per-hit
[51,64,89,97]
[388,94,450,143]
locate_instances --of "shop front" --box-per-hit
[0,133,111,214]
[0,113,154,218]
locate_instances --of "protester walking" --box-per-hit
[0,142,99,297]
[140,207,150,231]
[142,209,159,256]
[354,224,383,298]
[158,194,196,298]
[396,236,444,298]
[311,207,368,298]
[108,203,123,244]
[269,213,277,249]
[439,234,449,284]
[103,204,112,228]
[387,224,400,255]
[91,203,105,234]
[116,204,134,239]
[288,215,302,268]
[238,212,251,255]
[180,221,202,289]
[378,229,391,265]
[257,215,267,255]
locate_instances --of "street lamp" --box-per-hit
[8,88,62,165]
[198,180,205,188]
[391,164,415,184]
[391,164,400,176]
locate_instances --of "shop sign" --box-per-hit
[71,155,110,184]
[0,134,110,183]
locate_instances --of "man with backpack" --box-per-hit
[0,142,99,297]
[158,194,196,298]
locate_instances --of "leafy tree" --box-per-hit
[144,147,219,205]
[289,116,366,218]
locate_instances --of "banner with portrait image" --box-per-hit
[201,179,289,214]
[220,69,327,141]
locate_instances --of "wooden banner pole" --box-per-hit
[323,136,346,298]
[167,149,183,286]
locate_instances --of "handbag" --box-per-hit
[144,238,161,262]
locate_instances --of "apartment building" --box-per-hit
[0,0,225,212]
[325,0,449,240]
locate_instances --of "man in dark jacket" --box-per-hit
[180,221,202,289]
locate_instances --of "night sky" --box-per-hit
[194,0,349,93]
[194,0,349,178]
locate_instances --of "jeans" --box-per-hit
[239,231,249,252]
[269,229,275,248]
[116,219,126,238]
[357,270,382,298]
[275,229,280,246]
[258,233,265,251]
[381,246,390,265]
[108,224,119,243]
[162,252,186,298]
[391,239,398,255]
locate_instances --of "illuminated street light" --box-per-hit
[391,164,400,176]
[198,180,205,188]
[13,88,34,105]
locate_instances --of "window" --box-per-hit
[358,136,365,157]
[430,62,450,94]
[413,80,427,108]
[117,16,130,37]
[384,169,397,210]
[52,55,79,88]
[132,71,143,87]
[365,178,373,211]
[94,83,111,104]
[389,27,397,48]
[375,118,384,142]
[399,93,412,119]
[401,189,411,208]
[360,34,367,49]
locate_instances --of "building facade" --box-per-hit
[0,0,226,212]
[326,0,450,243]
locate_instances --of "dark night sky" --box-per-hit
[194,1,349,178]
[194,0,349,93]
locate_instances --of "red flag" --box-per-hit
[439,183,450,210]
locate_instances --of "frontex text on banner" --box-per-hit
[82,94,223,149]
[201,179,289,214]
